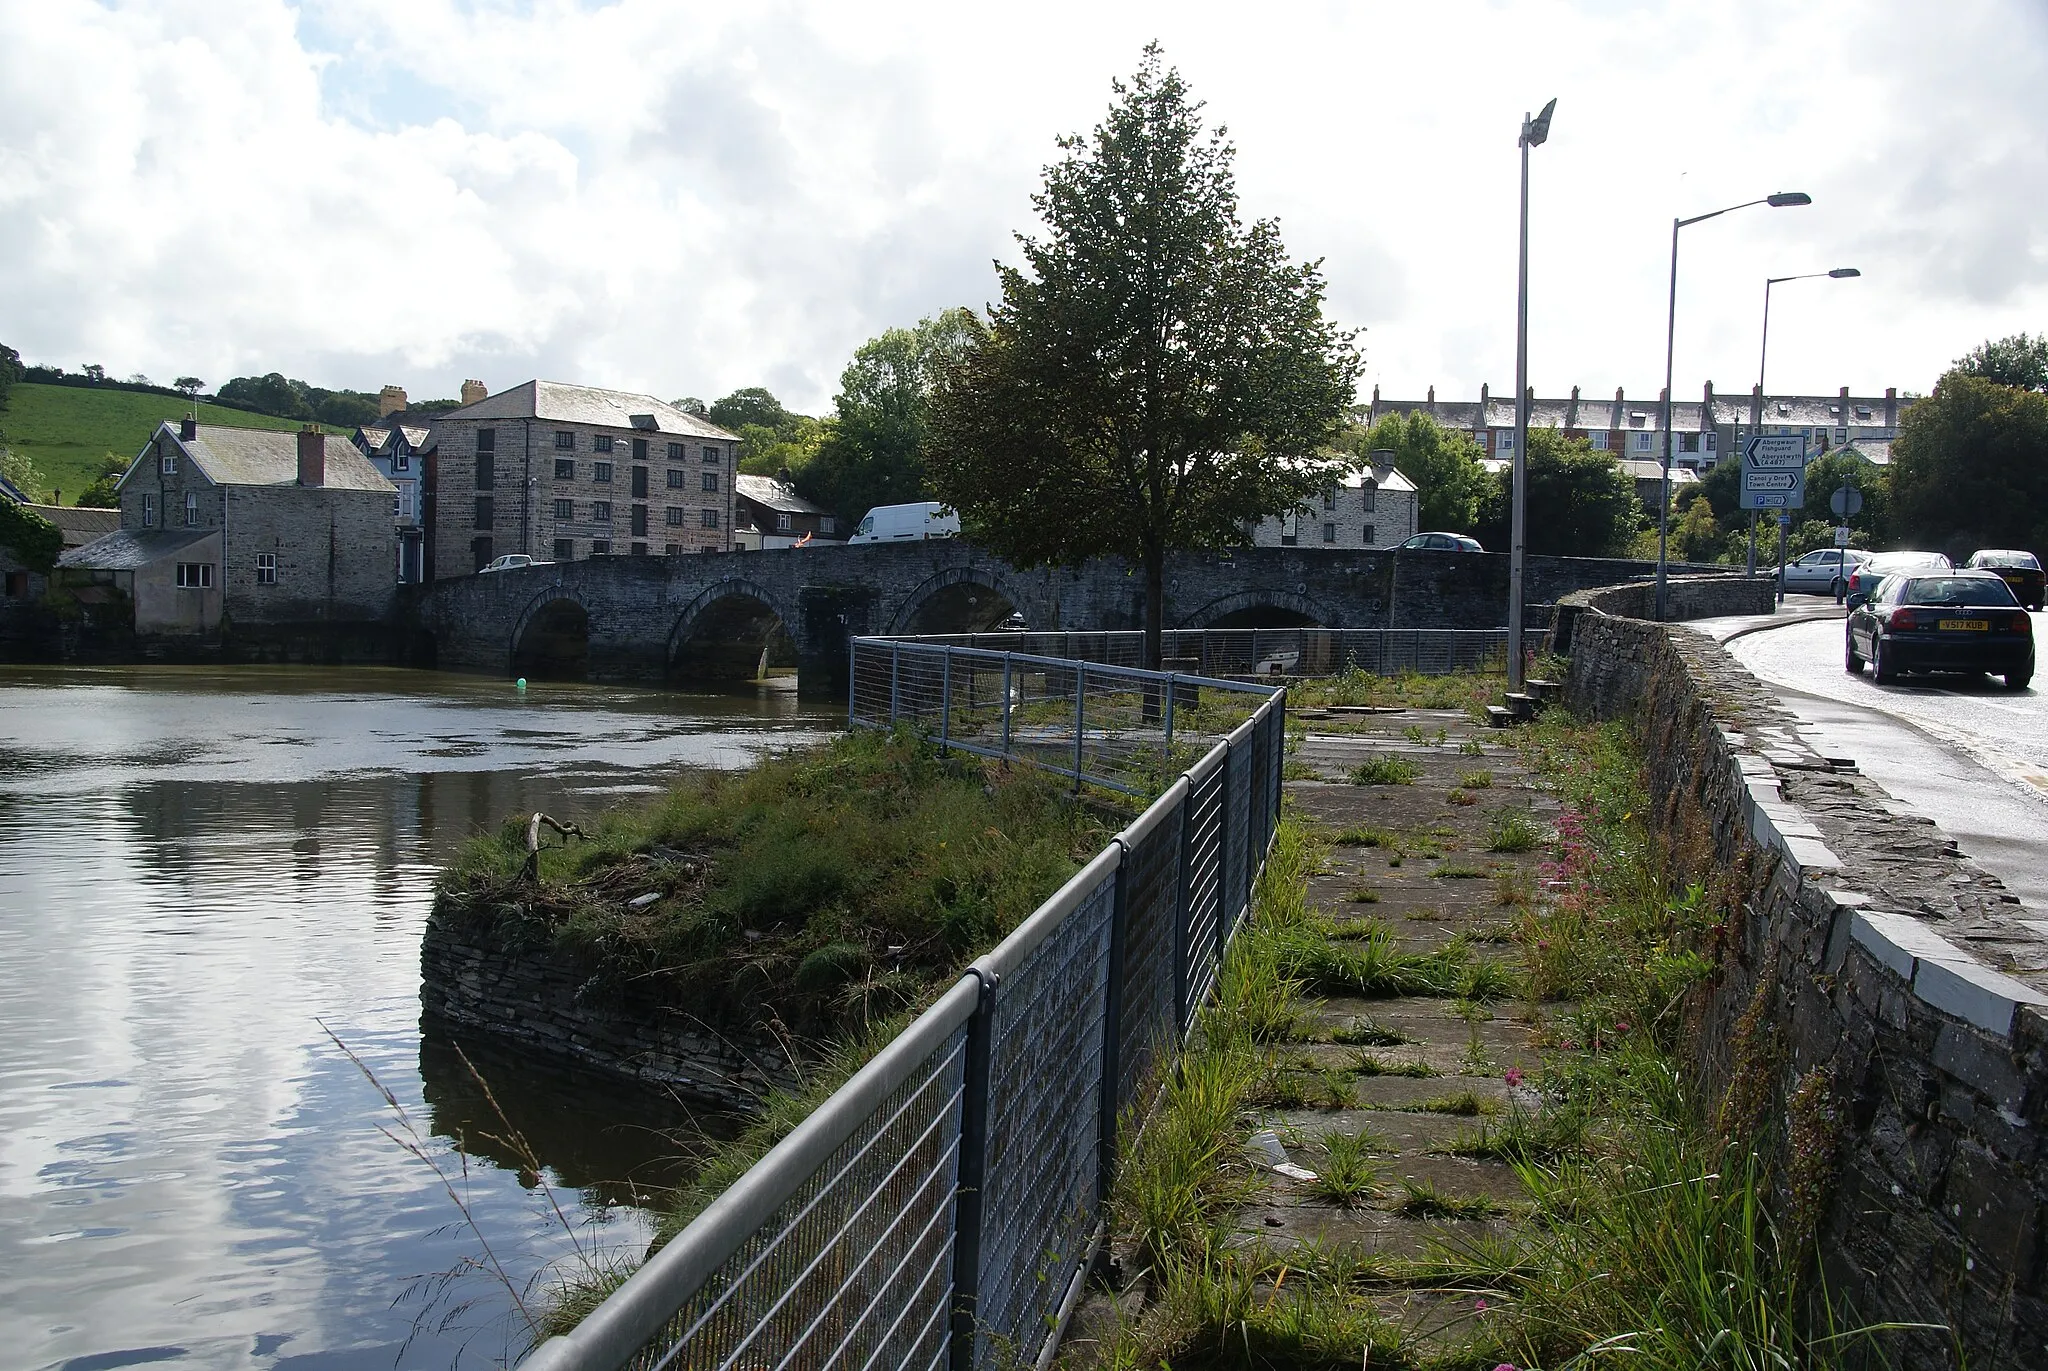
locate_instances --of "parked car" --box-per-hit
[849,501,960,544]
[1844,569,2033,690]
[479,553,551,574]
[1843,551,1951,608]
[1966,549,2045,611]
[1780,546,1873,596]
[1398,532,1485,552]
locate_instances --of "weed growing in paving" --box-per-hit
[1430,862,1486,879]
[1494,865,1533,907]
[1353,1052,1435,1078]
[1308,1131,1382,1208]
[1348,755,1419,786]
[1438,1105,1586,1165]
[1394,1179,1502,1220]
[1413,1089,1501,1116]
[1459,737,1486,756]
[1345,886,1381,904]
[1486,808,1544,853]
[1290,665,1504,713]
[1447,787,1479,806]
[1458,768,1494,788]
[1332,824,1393,847]
[1331,1018,1409,1047]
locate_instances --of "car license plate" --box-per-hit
[1938,618,1989,631]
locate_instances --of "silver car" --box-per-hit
[1780,547,1871,596]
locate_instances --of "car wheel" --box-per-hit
[1844,633,1864,674]
[2007,669,2034,692]
[1829,577,1844,598]
[1872,637,1897,684]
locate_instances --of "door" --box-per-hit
[631,504,649,538]
[631,465,649,499]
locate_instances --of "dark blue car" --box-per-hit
[1845,570,2033,690]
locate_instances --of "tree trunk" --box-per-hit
[1143,544,1165,672]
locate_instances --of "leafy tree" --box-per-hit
[1,445,46,501]
[218,373,312,419]
[173,376,204,397]
[673,396,709,417]
[1668,488,1725,563]
[707,387,793,434]
[926,47,1359,668]
[310,390,379,427]
[1474,430,1641,557]
[1346,410,1485,532]
[82,363,106,384]
[77,453,129,508]
[1954,333,2048,391]
[0,499,61,570]
[0,342,20,400]
[1797,450,1892,545]
[736,414,832,479]
[803,309,977,524]
[1890,370,2048,558]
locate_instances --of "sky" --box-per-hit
[2,0,2045,416]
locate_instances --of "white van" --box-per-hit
[849,501,961,544]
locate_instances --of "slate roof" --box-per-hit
[441,381,742,441]
[734,474,833,516]
[1839,437,1895,466]
[1617,459,1701,484]
[58,526,216,571]
[22,504,120,548]
[125,424,393,494]
[0,471,28,504]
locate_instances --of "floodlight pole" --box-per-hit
[1508,98,1553,693]
[1750,268,1860,577]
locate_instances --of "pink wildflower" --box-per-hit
[1504,1067,1525,1088]
[1614,1021,1631,1034]
[1475,1298,1489,1312]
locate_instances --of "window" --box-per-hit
[1635,432,1653,452]
[1362,524,1376,544]
[631,541,648,556]
[476,451,495,490]
[665,543,681,556]
[160,448,177,474]
[703,445,721,464]
[555,458,575,480]
[631,505,648,537]
[553,538,574,562]
[1498,432,1514,451]
[665,506,685,526]
[1589,430,1609,450]
[631,466,649,498]
[668,442,684,460]
[392,450,409,472]
[142,493,156,526]
[1680,433,1699,453]
[255,553,277,585]
[821,516,836,536]
[475,495,494,529]
[553,498,574,520]
[591,539,611,555]
[776,511,792,531]
[184,491,199,526]
[1705,432,1717,452]
[477,428,496,454]
[666,469,685,489]
[1322,522,1337,543]
[593,461,613,483]
[175,562,214,589]
[555,431,575,450]
[1362,481,1377,513]
[702,470,720,493]
[1280,512,1298,545]
[631,438,648,461]
[701,508,721,528]
[592,500,612,522]
[1836,428,1849,443]
[594,435,614,453]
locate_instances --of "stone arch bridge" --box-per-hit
[414,541,1706,695]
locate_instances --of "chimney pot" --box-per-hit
[378,385,407,418]
[1615,386,1625,405]
[179,416,197,442]
[297,425,326,488]
[461,379,488,406]
[1840,385,1851,399]
[1427,385,1435,406]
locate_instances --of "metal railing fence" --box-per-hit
[849,636,1282,795]
[899,626,1549,680]
[522,648,1286,1371]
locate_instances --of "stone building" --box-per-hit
[1248,458,1419,549]
[424,381,742,577]
[57,419,397,635]
[733,473,841,550]
[355,380,487,582]
[1366,381,1909,472]
[2,504,118,602]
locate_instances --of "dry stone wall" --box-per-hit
[1564,608,2048,1367]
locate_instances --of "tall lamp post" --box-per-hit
[1748,267,1860,576]
[1507,97,1555,695]
[1653,190,1812,621]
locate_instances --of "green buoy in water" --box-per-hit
[516,678,528,690]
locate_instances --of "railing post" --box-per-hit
[940,650,953,755]
[890,641,902,724]
[1162,675,1176,751]
[950,969,997,1371]
[847,637,859,725]
[1216,740,1234,943]
[1172,784,1195,1036]
[1097,842,1131,1206]
[1001,654,1013,755]
[1072,663,1086,789]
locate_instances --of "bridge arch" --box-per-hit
[511,588,593,680]
[667,577,799,683]
[1176,588,1338,630]
[887,565,1023,635]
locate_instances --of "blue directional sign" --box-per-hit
[1741,434,1808,510]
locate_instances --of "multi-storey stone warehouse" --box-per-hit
[422,381,743,577]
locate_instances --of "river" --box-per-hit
[0,664,839,1370]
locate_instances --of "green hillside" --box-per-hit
[0,384,347,504]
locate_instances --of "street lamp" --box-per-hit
[1653,190,1812,620]
[1507,97,1554,694]
[1748,266,1861,578]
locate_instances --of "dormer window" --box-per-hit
[1776,402,1792,416]
[1854,406,1872,419]
[1629,412,1647,427]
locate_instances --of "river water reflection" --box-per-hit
[0,665,837,1370]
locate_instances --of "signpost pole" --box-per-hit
[1777,512,1790,605]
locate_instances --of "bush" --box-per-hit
[0,498,61,570]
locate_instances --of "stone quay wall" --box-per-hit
[1564,607,2048,1366]
[420,911,804,1112]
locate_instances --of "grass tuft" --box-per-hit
[1485,808,1544,854]
[1306,1131,1381,1208]
[1394,1179,1503,1220]
[1349,755,1419,786]
[1459,769,1495,789]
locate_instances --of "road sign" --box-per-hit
[1740,433,1808,510]
[1745,435,1807,469]
[1834,526,1852,547]
[1831,485,1864,517]
[1747,471,1799,492]
[1747,492,1796,508]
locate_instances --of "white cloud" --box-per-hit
[1,0,2043,413]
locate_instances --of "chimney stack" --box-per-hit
[460,379,488,406]
[1615,386,1624,407]
[378,385,407,417]
[1427,385,1435,408]
[297,425,325,487]
[179,416,197,441]
[1885,386,1897,426]
[1370,383,1380,410]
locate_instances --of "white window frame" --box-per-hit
[184,491,199,526]
[161,450,176,474]
[142,493,156,526]
[256,552,277,585]
[175,562,214,589]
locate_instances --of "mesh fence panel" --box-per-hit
[1180,760,1226,1018]
[895,628,1547,680]
[1113,805,1185,1117]
[1221,737,1252,944]
[615,1025,968,1371]
[974,874,1115,1366]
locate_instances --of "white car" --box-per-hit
[1780,547,1871,596]
[479,554,551,574]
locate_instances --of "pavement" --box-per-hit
[1699,604,2048,919]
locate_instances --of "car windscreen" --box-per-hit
[1974,552,2042,570]
[1900,577,2020,607]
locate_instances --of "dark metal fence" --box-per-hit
[901,626,1548,679]
[521,645,1287,1371]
